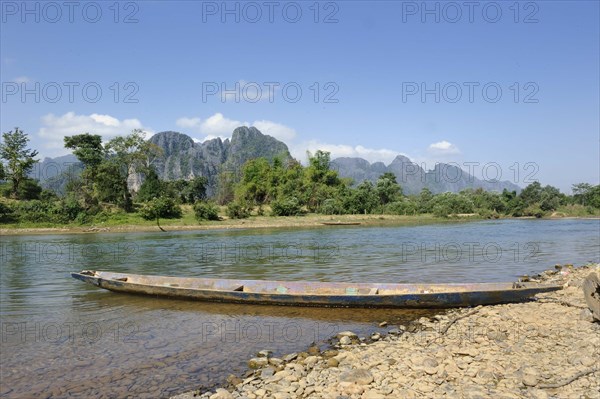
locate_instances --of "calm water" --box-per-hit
[1,219,599,398]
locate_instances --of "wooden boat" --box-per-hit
[71,270,562,308]
[322,222,362,226]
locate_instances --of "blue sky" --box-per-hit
[1,0,598,192]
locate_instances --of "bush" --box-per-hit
[193,201,220,221]
[226,201,249,219]
[432,204,450,218]
[320,198,343,215]
[138,197,182,220]
[13,200,51,222]
[0,200,14,223]
[52,195,85,223]
[522,204,545,218]
[271,196,303,216]
[385,200,417,215]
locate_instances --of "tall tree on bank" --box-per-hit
[64,133,105,206]
[0,128,39,199]
[65,130,159,211]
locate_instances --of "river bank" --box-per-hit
[0,214,468,235]
[2,213,599,236]
[174,264,600,399]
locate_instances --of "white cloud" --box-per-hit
[175,117,202,129]
[292,140,400,165]
[38,112,152,156]
[175,113,296,142]
[251,120,296,141]
[428,140,460,155]
[200,113,243,136]
[14,76,30,84]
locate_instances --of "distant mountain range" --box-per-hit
[331,156,521,195]
[32,126,521,196]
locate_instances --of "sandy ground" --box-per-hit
[173,264,600,399]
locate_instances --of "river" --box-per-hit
[1,219,598,398]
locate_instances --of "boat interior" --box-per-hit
[78,270,528,296]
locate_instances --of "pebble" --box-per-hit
[580,308,595,322]
[307,345,320,355]
[247,358,268,369]
[209,388,233,399]
[522,373,539,387]
[257,350,271,358]
[282,353,297,362]
[339,369,374,385]
[184,264,600,399]
[260,368,276,378]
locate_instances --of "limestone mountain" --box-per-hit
[331,156,521,195]
[147,126,292,196]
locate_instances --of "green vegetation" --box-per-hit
[1,128,599,230]
[193,201,220,221]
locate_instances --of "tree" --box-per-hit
[350,180,379,214]
[0,162,5,181]
[304,151,341,211]
[64,133,104,173]
[64,133,104,206]
[137,167,163,202]
[417,188,434,213]
[237,158,272,208]
[99,130,157,211]
[0,128,39,199]
[106,130,159,178]
[572,183,593,206]
[520,182,543,206]
[16,178,43,200]
[139,196,182,231]
[95,160,131,209]
[539,185,563,211]
[216,169,236,205]
[187,176,208,203]
[376,172,402,206]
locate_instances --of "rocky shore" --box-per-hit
[173,264,600,399]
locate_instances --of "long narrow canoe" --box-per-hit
[71,270,562,308]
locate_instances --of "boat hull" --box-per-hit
[71,271,562,309]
